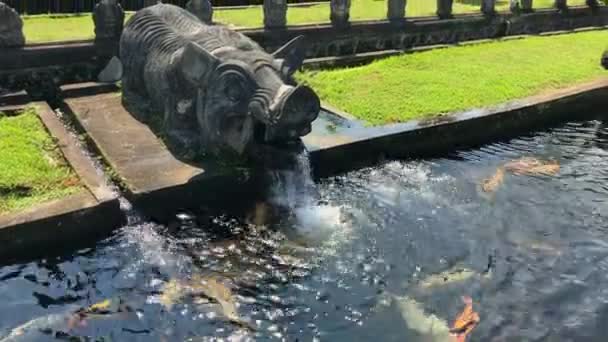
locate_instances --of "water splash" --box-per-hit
[268,151,347,245]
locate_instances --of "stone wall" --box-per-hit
[1,0,607,96]
[246,7,608,57]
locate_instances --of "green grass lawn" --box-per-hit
[297,30,608,125]
[0,108,82,214]
[22,0,589,43]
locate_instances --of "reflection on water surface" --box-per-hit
[1,116,608,341]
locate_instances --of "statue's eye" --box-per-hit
[223,74,246,102]
[226,84,242,102]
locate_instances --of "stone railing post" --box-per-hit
[0,0,25,48]
[481,0,496,15]
[93,0,124,42]
[387,0,406,21]
[554,0,567,11]
[186,0,213,24]
[264,0,287,28]
[437,0,453,19]
[330,0,351,28]
[93,0,124,83]
[586,0,600,9]
[511,0,534,13]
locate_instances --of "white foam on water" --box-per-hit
[119,222,192,279]
[269,151,350,249]
[294,204,344,242]
[371,161,461,213]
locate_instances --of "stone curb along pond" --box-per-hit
[306,78,608,178]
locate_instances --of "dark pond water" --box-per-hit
[1,116,608,342]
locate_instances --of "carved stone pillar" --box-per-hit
[93,0,125,41]
[330,0,351,28]
[481,0,496,15]
[0,1,25,48]
[264,0,287,28]
[436,0,453,19]
[521,0,533,12]
[586,0,600,9]
[554,0,567,11]
[387,0,406,21]
[186,0,213,24]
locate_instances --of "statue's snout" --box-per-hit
[248,85,320,143]
[267,85,320,143]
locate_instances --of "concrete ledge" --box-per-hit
[0,192,122,263]
[0,90,31,107]
[62,93,265,222]
[0,102,124,262]
[307,78,608,178]
[60,82,120,99]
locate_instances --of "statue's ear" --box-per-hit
[272,36,307,78]
[179,42,219,85]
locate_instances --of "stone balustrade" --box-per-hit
[3,0,606,47]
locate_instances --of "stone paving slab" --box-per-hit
[64,93,204,195]
[62,92,260,221]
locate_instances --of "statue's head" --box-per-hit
[173,36,320,158]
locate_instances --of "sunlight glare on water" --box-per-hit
[1,115,608,341]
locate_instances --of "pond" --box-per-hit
[1,114,607,341]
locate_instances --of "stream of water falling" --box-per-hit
[266,150,345,244]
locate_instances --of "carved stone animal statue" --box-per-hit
[602,50,608,70]
[0,1,25,48]
[120,4,319,162]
